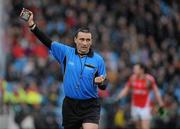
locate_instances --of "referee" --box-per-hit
[20,9,107,129]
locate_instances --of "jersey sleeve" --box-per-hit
[126,78,131,87]
[97,57,106,78]
[126,76,133,88]
[146,74,157,90]
[50,41,69,63]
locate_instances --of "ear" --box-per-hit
[74,37,77,44]
[90,40,92,46]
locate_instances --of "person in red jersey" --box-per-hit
[115,63,164,129]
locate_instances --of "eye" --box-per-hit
[79,38,85,41]
[86,39,91,42]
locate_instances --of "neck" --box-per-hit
[75,48,93,57]
[79,54,85,57]
[136,73,145,79]
[78,50,89,55]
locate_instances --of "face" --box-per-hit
[133,64,143,76]
[74,32,92,54]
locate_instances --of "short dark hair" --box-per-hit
[135,63,147,73]
[74,27,92,38]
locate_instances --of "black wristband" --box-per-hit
[29,23,36,29]
[98,79,108,90]
[100,78,108,86]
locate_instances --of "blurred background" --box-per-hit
[0,0,179,129]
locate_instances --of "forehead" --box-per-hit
[76,32,92,39]
[134,65,141,69]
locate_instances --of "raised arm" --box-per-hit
[20,8,52,49]
[20,8,70,64]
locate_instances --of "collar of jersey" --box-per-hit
[75,48,94,57]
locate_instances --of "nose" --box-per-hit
[82,40,88,46]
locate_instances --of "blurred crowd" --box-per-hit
[0,0,179,129]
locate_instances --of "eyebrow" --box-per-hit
[79,37,91,40]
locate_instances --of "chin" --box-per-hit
[80,50,88,54]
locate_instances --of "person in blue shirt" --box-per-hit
[20,9,107,129]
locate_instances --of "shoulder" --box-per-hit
[145,74,155,82]
[93,52,104,61]
[129,74,136,81]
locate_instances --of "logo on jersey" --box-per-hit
[68,61,74,66]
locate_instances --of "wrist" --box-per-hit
[159,102,164,108]
[28,20,35,27]
[100,78,107,85]
[29,23,36,30]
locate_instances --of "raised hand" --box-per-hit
[20,8,35,28]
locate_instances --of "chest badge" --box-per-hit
[68,61,74,66]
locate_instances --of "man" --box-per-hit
[114,63,164,129]
[20,9,107,129]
